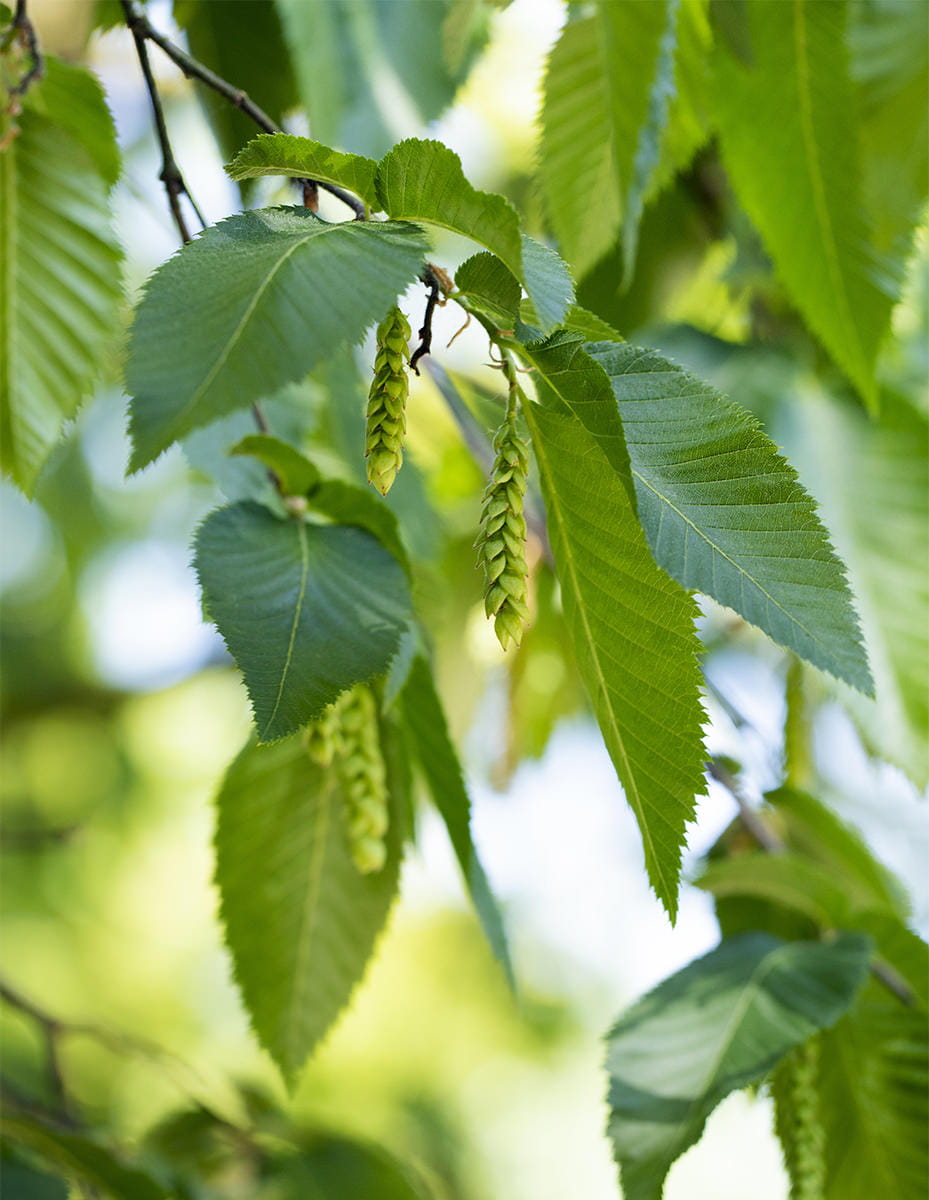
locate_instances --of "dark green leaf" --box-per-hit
[215,732,402,1080]
[605,932,872,1200]
[399,655,513,988]
[270,1132,433,1198]
[225,132,379,210]
[524,403,706,917]
[714,0,894,407]
[194,501,412,741]
[587,342,873,693]
[0,57,123,493]
[127,209,428,469]
[454,252,521,326]
[229,433,319,496]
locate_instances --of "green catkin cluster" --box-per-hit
[780,1038,826,1200]
[365,306,411,495]
[303,701,342,767]
[333,686,390,875]
[476,370,530,651]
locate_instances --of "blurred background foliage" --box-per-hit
[1,1,926,1197]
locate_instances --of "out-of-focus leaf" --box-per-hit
[605,932,872,1200]
[127,209,428,469]
[399,655,513,988]
[587,341,873,693]
[0,57,122,493]
[194,501,412,742]
[714,0,894,407]
[229,433,319,496]
[268,1131,433,1198]
[215,733,403,1081]
[525,402,705,918]
[225,132,379,210]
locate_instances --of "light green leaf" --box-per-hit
[194,501,412,742]
[777,385,929,786]
[306,478,411,575]
[697,852,856,929]
[713,0,895,407]
[172,0,297,164]
[518,234,576,334]
[605,932,872,1200]
[524,402,706,917]
[215,732,402,1080]
[783,990,929,1200]
[127,209,428,470]
[517,299,621,344]
[229,433,319,496]
[454,251,521,327]
[268,1131,433,1198]
[0,57,123,493]
[0,1115,168,1200]
[587,342,873,693]
[225,132,379,210]
[399,655,513,989]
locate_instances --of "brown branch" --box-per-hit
[6,0,43,99]
[120,0,366,220]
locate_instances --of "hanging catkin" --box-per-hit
[333,685,390,874]
[779,1037,826,1200]
[365,306,411,495]
[476,359,529,651]
[303,700,342,767]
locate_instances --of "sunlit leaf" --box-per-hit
[225,132,379,210]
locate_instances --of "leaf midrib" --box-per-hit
[260,519,310,739]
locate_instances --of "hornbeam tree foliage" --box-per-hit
[1,0,927,1197]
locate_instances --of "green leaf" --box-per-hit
[517,299,622,344]
[454,251,521,327]
[172,0,297,163]
[605,932,872,1200]
[713,0,895,408]
[0,1115,168,1200]
[215,732,402,1080]
[127,209,428,469]
[229,433,319,496]
[306,478,412,576]
[787,990,929,1199]
[524,402,706,917]
[194,501,412,742]
[399,655,513,989]
[375,139,574,331]
[539,0,703,282]
[269,1132,433,1198]
[1,57,123,493]
[777,386,929,786]
[587,342,873,693]
[225,132,379,210]
[697,851,856,929]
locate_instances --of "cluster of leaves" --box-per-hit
[1,0,927,1197]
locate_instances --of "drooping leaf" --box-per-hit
[776,385,929,786]
[229,433,319,496]
[587,341,873,693]
[172,0,297,163]
[225,132,380,210]
[215,732,402,1080]
[127,209,428,469]
[524,402,706,917]
[0,56,123,493]
[399,655,513,988]
[714,0,895,407]
[194,501,412,742]
[605,932,872,1200]
[0,1115,168,1200]
[454,251,521,327]
[781,989,929,1200]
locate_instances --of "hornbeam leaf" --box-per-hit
[0,1115,168,1200]
[375,139,573,331]
[399,655,513,989]
[225,132,379,210]
[588,342,873,693]
[229,433,319,496]
[126,209,428,469]
[714,0,894,408]
[215,733,402,1080]
[605,932,872,1200]
[0,57,123,493]
[194,501,412,742]
[778,989,929,1200]
[524,403,706,917]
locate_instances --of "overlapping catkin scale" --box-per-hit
[780,1038,826,1200]
[476,416,530,651]
[365,306,411,495]
[333,686,389,874]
